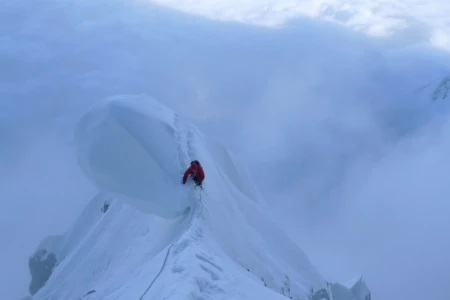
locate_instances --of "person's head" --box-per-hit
[191,160,200,166]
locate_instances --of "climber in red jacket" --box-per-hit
[182,160,205,187]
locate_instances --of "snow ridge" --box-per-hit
[139,243,174,300]
[29,95,370,300]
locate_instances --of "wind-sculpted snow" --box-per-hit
[31,94,370,300]
[74,95,192,218]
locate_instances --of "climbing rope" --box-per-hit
[139,190,202,300]
[139,244,174,300]
[139,180,205,300]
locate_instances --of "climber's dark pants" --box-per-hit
[192,176,201,186]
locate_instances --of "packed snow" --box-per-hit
[5,1,450,299]
[74,95,191,218]
[30,95,370,300]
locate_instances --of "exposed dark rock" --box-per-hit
[101,201,110,213]
[433,76,450,101]
[82,290,96,297]
[310,288,330,300]
[28,249,58,295]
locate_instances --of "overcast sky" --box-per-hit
[1,1,450,299]
[150,0,450,50]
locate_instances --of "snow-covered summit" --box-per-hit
[74,95,192,218]
[29,95,370,300]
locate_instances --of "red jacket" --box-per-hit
[182,163,205,184]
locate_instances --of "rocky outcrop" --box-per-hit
[26,193,112,296]
[432,76,450,101]
[28,249,58,295]
[331,276,371,300]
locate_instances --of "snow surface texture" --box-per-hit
[31,95,370,300]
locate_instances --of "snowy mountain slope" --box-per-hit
[30,95,370,300]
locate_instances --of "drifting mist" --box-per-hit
[1,1,450,299]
